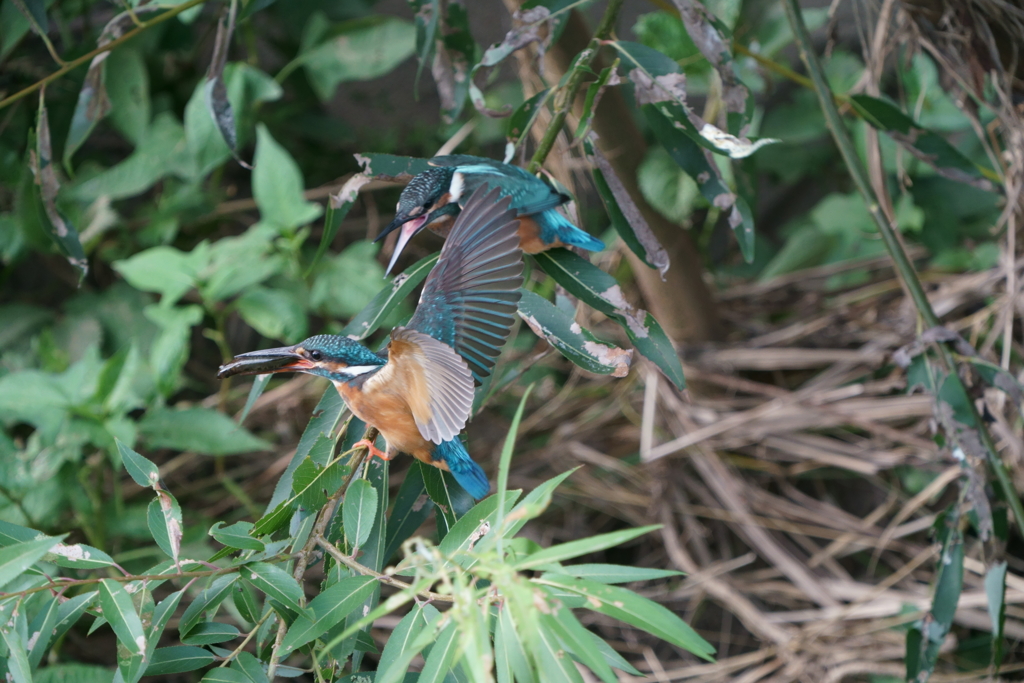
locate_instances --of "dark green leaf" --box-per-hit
[291,453,347,512]
[231,652,270,683]
[986,561,1007,668]
[533,250,685,389]
[544,563,682,584]
[306,182,361,276]
[201,669,252,683]
[10,0,47,34]
[280,576,377,653]
[64,55,109,166]
[344,478,379,550]
[252,501,292,538]
[535,574,714,660]
[0,535,64,591]
[181,622,242,645]
[543,609,616,683]
[383,463,432,563]
[53,591,97,644]
[179,576,239,637]
[99,579,147,657]
[139,407,271,455]
[145,646,215,675]
[210,521,265,551]
[507,89,550,145]
[518,290,633,377]
[233,581,262,625]
[242,562,305,613]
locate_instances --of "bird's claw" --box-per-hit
[354,439,389,461]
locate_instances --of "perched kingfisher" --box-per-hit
[376,154,605,275]
[218,187,524,499]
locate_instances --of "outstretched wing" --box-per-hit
[386,328,474,445]
[430,154,567,216]
[408,185,524,384]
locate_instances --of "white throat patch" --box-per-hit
[449,172,465,202]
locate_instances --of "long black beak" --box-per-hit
[374,214,408,243]
[217,347,313,379]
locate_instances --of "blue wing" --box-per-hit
[430,154,568,216]
[408,185,524,384]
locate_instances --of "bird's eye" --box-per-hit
[309,350,323,361]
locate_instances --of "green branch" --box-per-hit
[527,0,625,173]
[0,0,210,111]
[782,0,1024,538]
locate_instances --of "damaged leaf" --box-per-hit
[584,136,669,275]
[306,173,371,276]
[204,4,250,168]
[850,94,995,191]
[534,249,685,389]
[429,0,476,123]
[410,0,441,91]
[32,93,88,281]
[354,153,433,182]
[574,62,621,140]
[519,289,633,377]
[507,88,551,148]
[469,5,553,118]
[148,489,183,563]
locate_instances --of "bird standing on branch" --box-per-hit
[376,154,604,275]
[218,186,524,499]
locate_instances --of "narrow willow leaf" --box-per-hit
[532,620,584,683]
[33,93,88,280]
[27,596,60,668]
[45,541,116,570]
[210,521,265,551]
[507,88,550,147]
[181,622,242,645]
[518,290,632,377]
[419,621,459,683]
[344,478,379,550]
[201,669,251,683]
[237,374,270,424]
[543,563,682,584]
[0,535,64,591]
[420,463,468,538]
[383,463,432,563]
[280,576,377,653]
[178,575,239,637]
[534,249,685,389]
[376,605,437,683]
[514,525,662,570]
[473,469,577,557]
[341,253,438,340]
[145,646,215,675]
[496,606,534,683]
[574,63,619,140]
[543,609,617,683]
[437,492,520,560]
[99,579,147,657]
[64,53,111,166]
[231,652,270,683]
[535,574,714,660]
[345,452,389,671]
[0,626,32,683]
[242,562,305,613]
[116,439,160,487]
[233,581,262,625]
[146,492,182,562]
[53,591,97,644]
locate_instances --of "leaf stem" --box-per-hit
[782,0,1024,538]
[218,609,273,667]
[527,0,625,174]
[316,536,453,603]
[0,0,211,111]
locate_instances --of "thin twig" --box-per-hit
[316,536,453,603]
[0,0,211,111]
[218,610,273,667]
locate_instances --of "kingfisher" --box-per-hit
[376,154,605,275]
[218,187,524,500]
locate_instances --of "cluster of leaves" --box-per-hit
[0,394,714,682]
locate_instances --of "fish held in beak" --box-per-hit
[217,347,313,379]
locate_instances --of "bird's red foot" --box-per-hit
[354,439,389,461]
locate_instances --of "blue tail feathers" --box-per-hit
[434,438,490,500]
[536,210,605,252]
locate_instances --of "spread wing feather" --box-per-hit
[409,186,525,384]
[388,328,475,444]
[430,154,567,216]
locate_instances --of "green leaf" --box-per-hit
[0,625,33,683]
[265,388,346,512]
[116,439,159,488]
[986,561,1007,668]
[507,89,550,145]
[437,491,520,561]
[514,525,661,570]
[237,374,271,425]
[341,254,438,340]
[544,563,682,584]
[251,501,293,538]
[242,562,305,613]
[533,250,685,389]
[291,451,348,512]
[475,470,577,554]
[231,652,270,683]
[496,605,534,683]
[311,241,387,319]
[535,574,714,660]
[306,185,360,277]
[34,666,112,683]
[418,621,459,683]
[299,15,416,101]
[139,407,271,455]
[145,646,214,675]
[180,622,242,645]
[63,57,109,166]
[112,245,205,305]
[931,532,964,629]
[178,576,239,637]
[146,492,182,562]
[518,290,633,377]
[0,535,64,591]
[236,286,308,344]
[44,541,117,570]
[849,94,994,189]
[210,521,265,551]
[201,669,252,683]
[383,463,432,563]
[252,124,322,231]
[543,608,617,683]
[419,464,464,539]
[27,596,60,668]
[532,620,584,683]
[280,576,377,653]
[376,606,440,683]
[99,579,147,657]
[232,581,262,625]
[353,153,433,180]
[106,47,150,146]
[53,592,98,645]
[0,520,36,545]
[344,478,379,550]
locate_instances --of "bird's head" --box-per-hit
[377,167,458,275]
[217,335,385,384]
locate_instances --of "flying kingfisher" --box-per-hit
[218,186,524,500]
[376,154,605,275]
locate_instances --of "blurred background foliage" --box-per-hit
[0,0,1022,681]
